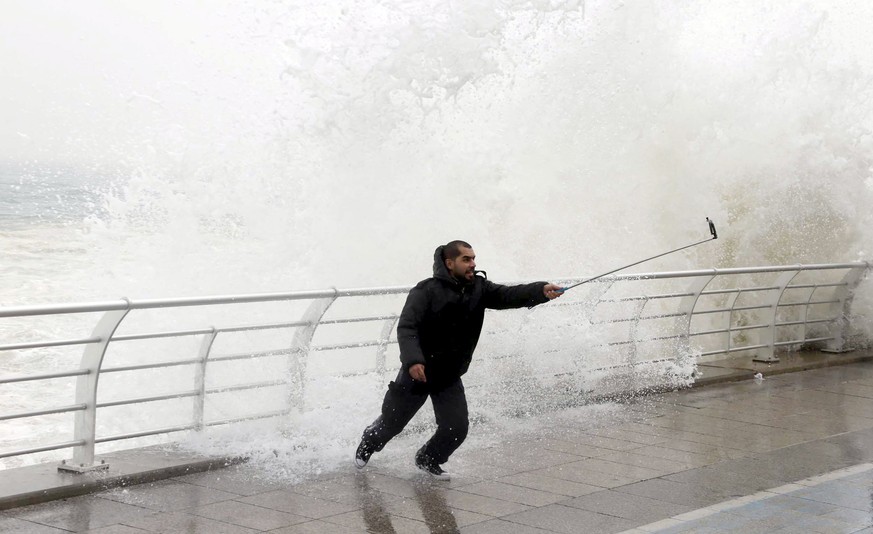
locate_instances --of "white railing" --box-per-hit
[0,262,868,471]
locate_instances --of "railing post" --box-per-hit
[193,328,218,432]
[59,302,131,473]
[288,290,338,412]
[677,272,716,357]
[627,297,649,365]
[823,266,867,352]
[375,316,399,375]
[571,279,615,331]
[722,290,742,355]
[622,296,650,391]
[798,283,820,345]
[752,270,800,363]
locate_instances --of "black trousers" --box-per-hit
[360,369,469,465]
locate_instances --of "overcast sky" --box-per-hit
[3,0,873,170]
[0,1,278,167]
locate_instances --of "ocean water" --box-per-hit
[2,1,872,302]
[2,0,873,474]
[0,163,109,225]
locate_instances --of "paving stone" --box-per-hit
[189,499,310,530]
[537,438,617,457]
[80,526,151,534]
[266,519,364,533]
[401,496,492,529]
[496,472,603,497]
[372,463,485,489]
[325,492,490,532]
[562,489,694,523]
[288,473,404,507]
[628,445,727,468]
[461,444,583,470]
[585,428,671,446]
[662,465,787,495]
[614,478,732,508]
[172,465,288,496]
[348,472,421,499]
[501,503,636,534]
[612,421,681,436]
[237,490,359,519]
[321,508,432,533]
[123,511,259,533]
[651,439,749,459]
[577,457,674,479]
[459,518,557,533]
[96,480,238,512]
[9,354,873,534]
[569,434,646,452]
[433,456,525,479]
[453,480,568,507]
[534,463,644,488]
[0,514,69,532]
[440,488,534,517]
[6,496,154,532]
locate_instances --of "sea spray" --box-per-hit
[2,0,872,473]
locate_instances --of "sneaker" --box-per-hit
[355,441,372,469]
[415,450,451,480]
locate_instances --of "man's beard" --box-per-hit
[452,270,475,284]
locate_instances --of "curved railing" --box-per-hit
[0,262,868,471]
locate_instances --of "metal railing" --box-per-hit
[0,262,868,471]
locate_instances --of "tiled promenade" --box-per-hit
[5,356,873,533]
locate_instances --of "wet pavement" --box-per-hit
[5,358,873,532]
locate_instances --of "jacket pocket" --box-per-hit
[387,380,403,392]
[388,376,427,395]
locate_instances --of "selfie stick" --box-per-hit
[557,218,718,293]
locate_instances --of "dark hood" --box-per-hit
[432,246,456,284]
[432,245,484,286]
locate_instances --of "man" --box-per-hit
[354,240,563,479]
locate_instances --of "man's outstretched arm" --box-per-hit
[483,280,563,309]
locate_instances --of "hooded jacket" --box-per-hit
[397,245,550,387]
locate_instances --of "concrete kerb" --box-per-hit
[0,445,246,511]
[692,348,873,387]
[0,349,870,511]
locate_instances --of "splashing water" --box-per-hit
[2,0,873,475]
[3,0,872,298]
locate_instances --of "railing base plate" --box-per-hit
[58,460,109,474]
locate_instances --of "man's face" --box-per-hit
[446,246,476,282]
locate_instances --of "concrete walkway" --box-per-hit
[4,352,873,532]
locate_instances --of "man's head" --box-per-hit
[443,240,476,282]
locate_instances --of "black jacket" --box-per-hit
[397,245,550,386]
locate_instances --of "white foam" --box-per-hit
[2,0,873,470]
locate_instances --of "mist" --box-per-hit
[1,0,871,299]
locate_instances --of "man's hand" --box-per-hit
[544,283,564,300]
[409,363,427,382]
